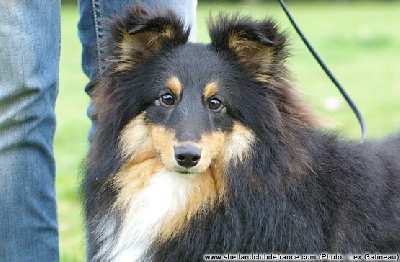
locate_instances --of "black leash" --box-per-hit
[278,0,367,142]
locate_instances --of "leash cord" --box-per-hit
[277,0,367,142]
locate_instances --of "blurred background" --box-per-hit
[57,1,400,261]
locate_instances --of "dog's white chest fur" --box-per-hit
[109,171,191,262]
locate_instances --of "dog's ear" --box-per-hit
[106,4,190,72]
[209,14,288,78]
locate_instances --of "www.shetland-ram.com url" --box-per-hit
[203,253,400,261]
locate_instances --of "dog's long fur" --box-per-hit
[84,4,400,261]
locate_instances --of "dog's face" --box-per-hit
[122,43,260,176]
[92,6,293,178]
[90,3,318,203]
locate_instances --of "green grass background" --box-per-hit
[57,2,400,261]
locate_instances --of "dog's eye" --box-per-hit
[208,97,222,111]
[160,93,175,106]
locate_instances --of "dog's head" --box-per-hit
[89,3,317,207]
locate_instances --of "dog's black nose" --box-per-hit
[174,145,201,168]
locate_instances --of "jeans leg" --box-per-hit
[0,1,60,261]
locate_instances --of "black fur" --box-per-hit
[84,4,400,261]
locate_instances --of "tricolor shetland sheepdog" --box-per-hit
[84,4,400,261]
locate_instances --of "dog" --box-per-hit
[84,4,400,261]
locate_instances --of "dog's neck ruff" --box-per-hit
[108,170,196,261]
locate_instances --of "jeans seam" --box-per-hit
[91,0,104,74]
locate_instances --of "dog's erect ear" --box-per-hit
[209,14,288,78]
[106,4,190,72]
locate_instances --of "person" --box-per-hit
[0,0,196,261]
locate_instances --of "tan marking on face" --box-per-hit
[150,125,178,171]
[166,76,182,97]
[119,112,157,164]
[224,121,256,166]
[203,82,219,98]
[115,113,160,209]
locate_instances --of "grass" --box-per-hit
[57,2,400,261]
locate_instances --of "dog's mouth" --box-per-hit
[171,166,205,176]
[168,158,211,177]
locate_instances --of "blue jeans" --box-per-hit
[0,0,60,261]
[0,0,196,261]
